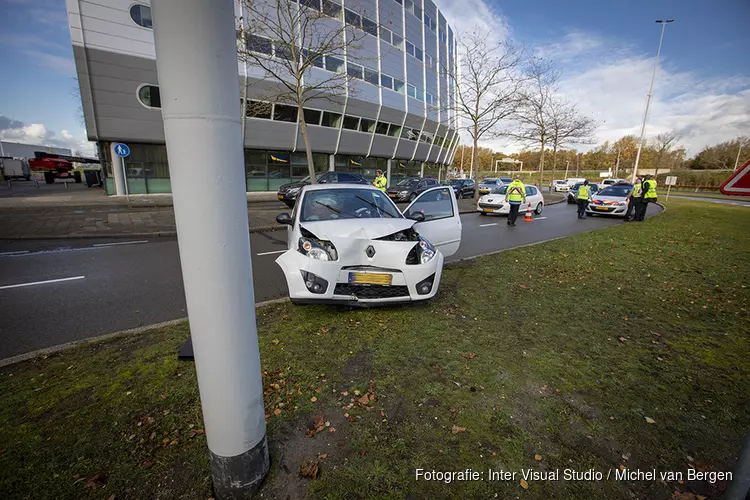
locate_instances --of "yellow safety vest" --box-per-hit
[374,175,387,191]
[643,179,657,199]
[506,181,525,202]
[578,185,591,200]
[632,183,642,198]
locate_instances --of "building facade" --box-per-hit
[66,0,460,194]
[0,141,72,159]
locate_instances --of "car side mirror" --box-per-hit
[406,211,425,222]
[276,213,293,225]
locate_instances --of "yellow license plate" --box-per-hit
[595,206,609,211]
[483,208,494,213]
[348,272,392,285]
[277,194,284,200]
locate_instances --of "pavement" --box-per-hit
[0,200,661,360]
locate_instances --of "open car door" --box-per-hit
[403,186,462,257]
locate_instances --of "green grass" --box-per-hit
[1,199,748,499]
[666,189,748,201]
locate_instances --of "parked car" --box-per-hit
[274,184,462,306]
[586,184,633,217]
[277,171,369,207]
[477,185,545,215]
[442,178,476,198]
[386,177,441,202]
[498,177,513,185]
[550,179,569,192]
[566,177,586,188]
[567,182,601,204]
[478,178,502,195]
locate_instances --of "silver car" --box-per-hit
[585,184,633,217]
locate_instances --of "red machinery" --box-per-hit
[28,157,81,184]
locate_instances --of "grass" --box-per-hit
[1,199,749,499]
[665,189,748,201]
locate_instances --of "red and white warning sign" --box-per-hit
[720,159,750,196]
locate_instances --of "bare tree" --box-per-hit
[237,0,366,183]
[651,130,680,176]
[548,96,597,169]
[509,58,559,186]
[446,29,523,197]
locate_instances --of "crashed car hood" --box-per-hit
[300,218,415,241]
[591,195,627,202]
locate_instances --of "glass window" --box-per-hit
[388,124,401,137]
[325,56,344,72]
[416,88,424,101]
[405,187,454,221]
[248,35,272,55]
[379,26,391,43]
[344,8,361,28]
[273,104,297,122]
[300,188,401,222]
[129,4,152,28]
[394,79,405,93]
[525,186,538,196]
[392,33,403,49]
[245,100,272,119]
[359,118,375,133]
[394,0,402,4]
[415,47,423,62]
[375,122,389,135]
[405,40,415,56]
[401,128,418,140]
[275,43,294,61]
[137,85,161,108]
[321,111,342,127]
[425,53,433,69]
[303,49,324,68]
[303,108,321,125]
[300,0,321,10]
[364,67,379,86]
[380,73,393,89]
[414,5,422,20]
[322,0,342,18]
[343,115,359,130]
[404,0,414,14]
[407,84,416,98]
[362,17,378,36]
[347,63,364,80]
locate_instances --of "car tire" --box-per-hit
[457,192,463,199]
[410,193,417,202]
[479,211,487,216]
[535,203,543,215]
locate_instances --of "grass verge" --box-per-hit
[1,199,748,499]
[666,189,748,201]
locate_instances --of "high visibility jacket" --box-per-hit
[577,185,591,200]
[505,180,526,203]
[632,182,642,198]
[373,175,387,191]
[643,179,657,199]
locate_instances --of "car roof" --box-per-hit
[303,183,379,192]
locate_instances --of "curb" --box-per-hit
[2,224,283,241]
[0,297,290,368]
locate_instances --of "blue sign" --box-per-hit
[114,143,130,157]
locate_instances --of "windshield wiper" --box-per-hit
[314,201,357,218]
[355,195,396,218]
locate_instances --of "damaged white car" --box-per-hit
[275,184,462,306]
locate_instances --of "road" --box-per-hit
[0,202,661,359]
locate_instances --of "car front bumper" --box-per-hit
[277,191,299,205]
[386,192,411,202]
[276,250,444,306]
[477,202,511,214]
[586,204,628,216]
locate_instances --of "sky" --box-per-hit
[0,0,748,157]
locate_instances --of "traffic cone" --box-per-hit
[523,202,534,222]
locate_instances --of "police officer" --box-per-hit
[504,176,526,226]
[373,169,387,191]
[635,175,657,221]
[624,177,642,222]
[577,179,591,219]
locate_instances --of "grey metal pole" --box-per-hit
[632,20,673,183]
[150,0,269,497]
[109,144,126,196]
[725,428,750,500]
[734,143,743,171]
[386,158,392,187]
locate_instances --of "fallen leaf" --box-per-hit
[84,473,108,490]
[318,453,328,460]
[451,425,466,434]
[491,452,497,457]
[619,337,627,343]
[311,397,317,403]
[107,495,116,500]
[358,394,370,406]
[273,409,281,416]
[619,465,626,471]
[299,460,319,480]
[271,339,280,345]
[328,427,336,433]
[188,429,205,439]
[160,394,167,399]
[671,491,697,500]
[320,327,330,334]
[535,454,542,461]
[140,460,154,468]
[520,479,529,489]
[169,439,179,446]
[462,353,477,359]
[353,390,361,396]
[645,417,656,424]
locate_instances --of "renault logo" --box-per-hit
[365,245,376,258]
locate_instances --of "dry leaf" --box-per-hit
[358,394,370,406]
[520,478,529,489]
[311,397,317,403]
[320,327,330,334]
[535,454,542,461]
[318,453,328,460]
[271,339,280,345]
[299,460,319,480]
[140,460,154,468]
[451,424,466,434]
[618,337,627,343]
[645,417,656,424]
[84,473,108,490]
[462,353,477,359]
[328,427,336,433]
[273,409,281,416]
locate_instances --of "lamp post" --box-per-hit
[631,19,674,183]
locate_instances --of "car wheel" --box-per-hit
[457,192,463,199]
[410,193,417,202]
[535,203,543,215]
[479,211,487,216]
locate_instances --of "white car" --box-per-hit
[551,180,569,192]
[566,178,586,188]
[477,185,545,215]
[585,183,633,217]
[275,184,462,306]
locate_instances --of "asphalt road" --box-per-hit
[0,202,662,359]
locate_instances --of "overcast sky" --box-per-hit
[0,0,748,157]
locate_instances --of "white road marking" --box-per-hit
[0,276,86,290]
[535,217,548,220]
[479,223,498,227]
[92,240,149,247]
[0,251,29,256]
[257,249,287,256]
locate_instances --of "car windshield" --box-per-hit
[300,188,402,222]
[444,179,462,185]
[500,178,512,183]
[297,173,327,184]
[397,178,418,186]
[555,180,566,184]
[491,186,508,194]
[481,179,498,185]
[598,186,631,197]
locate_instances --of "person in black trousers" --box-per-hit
[624,177,642,222]
[576,180,591,219]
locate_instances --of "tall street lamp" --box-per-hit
[631,19,674,183]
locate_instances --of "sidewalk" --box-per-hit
[0,188,565,240]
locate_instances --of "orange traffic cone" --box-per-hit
[523,202,534,222]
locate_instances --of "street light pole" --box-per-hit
[734,142,744,171]
[631,19,674,183]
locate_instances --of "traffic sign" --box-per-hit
[113,143,130,158]
[665,176,677,186]
[720,159,750,196]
